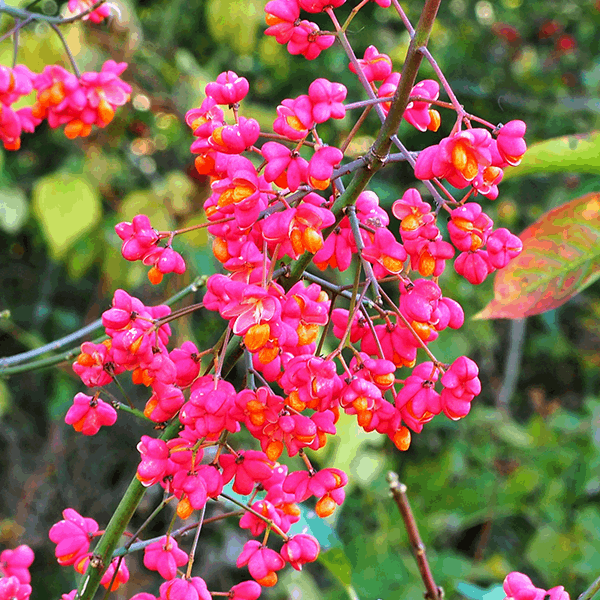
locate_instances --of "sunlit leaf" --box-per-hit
[0,187,28,234]
[526,525,576,575]
[503,132,600,180]
[32,173,102,261]
[475,193,600,319]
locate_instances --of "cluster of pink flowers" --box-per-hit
[0,545,34,600]
[44,0,534,598]
[115,214,186,284]
[392,190,523,285]
[67,0,112,23]
[414,120,527,200]
[0,60,130,149]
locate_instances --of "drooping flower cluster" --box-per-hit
[0,60,130,150]
[115,214,186,284]
[414,121,527,200]
[0,544,34,600]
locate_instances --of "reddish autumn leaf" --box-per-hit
[474,193,600,319]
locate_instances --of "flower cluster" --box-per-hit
[40,0,533,598]
[115,215,186,284]
[67,0,112,23]
[0,544,34,600]
[0,60,130,150]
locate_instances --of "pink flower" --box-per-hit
[299,0,345,11]
[308,78,347,123]
[99,557,130,591]
[0,576,31,600]
[362,227,407,277]
[414,129,493,187]
[208,117,260,154]
[115,214,159,261]
[159,576,211,600]
[261,141,309,191]
[236,541,286,587]
[454,249,493,285]
[64,392,117,435]
[471,165,503,199]
[547,587,570,600]
[349,46,392,82]
[68,0,111,22]
[137,436,171,487]
[280,534,320,570]
[502,572,546,600]
[404,80,440,131]
[308,146,343,190]
[486,227,523,269]
[79,60,131,126]
[0,545,34,584]
[205,71,250,105]
[49,508,98,566]
[273,95,314,140]
[330,308,368,343]
[496,120,527,166]
[239,500,282,536]
[265,0,300,44]
[0,65,35,106]
[142,246,186,284]
[440,356,481,420]
[219,450,274,495]
[169,341,202,387]
[143,536,188,580]
[287,21,335,60]
[0,103,24,150]
[283,467,348,516]
[395,362,441,433]
[73,340,117,387]
[447,203,493,253]
[230,581,262,600]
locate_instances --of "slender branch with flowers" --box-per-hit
[0,0,568,600]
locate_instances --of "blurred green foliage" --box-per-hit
[1,0,600,599]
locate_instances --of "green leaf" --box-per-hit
[503,132,600,181]
[457,582,505,600]
[526,525,576,574]
[475,193,600,319]
[0,187,28,234]
[319,546,354,589]
[32,173,102,261]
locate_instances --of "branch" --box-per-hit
[578,575,600,600]
[0,276,208,375]
[0,0,107,25]
[387,472,443,600]
[76,419,182,600]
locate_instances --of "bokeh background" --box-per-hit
[1,0,600,598]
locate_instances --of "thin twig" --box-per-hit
[0,276,208,372]
[50,23,81,77]
[578,575,600,600]
[387,472,443,600]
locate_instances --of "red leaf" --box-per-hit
[474,193,600,319]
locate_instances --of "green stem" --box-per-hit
[579,576,600,600]
[0,0,107,24]
[76,418,181,600]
